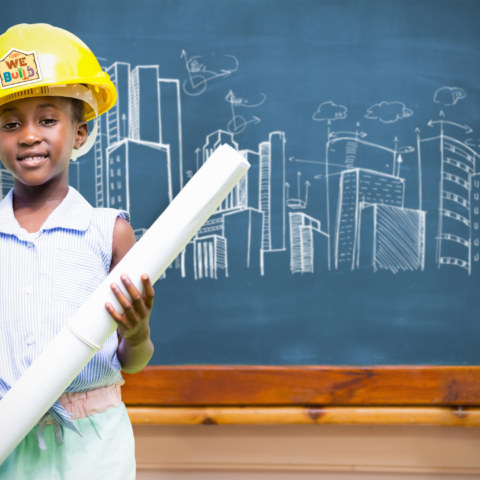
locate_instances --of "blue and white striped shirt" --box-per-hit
[0,187,125,429]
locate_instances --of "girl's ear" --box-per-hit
[74,121,89,150]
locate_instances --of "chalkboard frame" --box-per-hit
[123,365,480,408]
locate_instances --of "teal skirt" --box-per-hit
[0,404,135,480]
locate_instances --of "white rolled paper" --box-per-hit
[0,143,249,464]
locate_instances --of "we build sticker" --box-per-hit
[0,49,42,89]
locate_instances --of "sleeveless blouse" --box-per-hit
[0,187,126,430]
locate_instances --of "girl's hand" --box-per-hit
[105,273,155,344]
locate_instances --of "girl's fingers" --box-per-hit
[141,274,155,309]
[110,274,154,327]
[105,301,131,330]
[109,282,137,327]
[120,275,149,317]
[110,281,130,306]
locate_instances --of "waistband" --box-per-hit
[58,383,123,420]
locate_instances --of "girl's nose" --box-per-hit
[19,123,42,146]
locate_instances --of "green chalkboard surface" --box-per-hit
[2,0,480,366]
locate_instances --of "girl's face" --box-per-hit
[0,96,87,191]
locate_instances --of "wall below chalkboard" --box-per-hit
[133,423,480,478]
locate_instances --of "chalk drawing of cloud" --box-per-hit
[433,86,466,106]
[313,101,347,121]
[365,101,413,124]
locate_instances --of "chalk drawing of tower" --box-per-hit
[358,203,426,273]
[419,121,480,274]
[100,62,131,207]
[159,79,183,197]
[269,132,286,251]
[259,131,287,252]
[184,130,265,280]
[202,130,242,211]
[129,66,162,143]
[102,63,178,236]
[259,140,271,251]
[289,212,328,274]
[324,130,426,273]
[471,173,480,273]
[202,129,239,162]
[241,149,260,211]
[331,168,405,270]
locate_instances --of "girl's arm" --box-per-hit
[106,216,155,374]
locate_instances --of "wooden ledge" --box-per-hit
[123,365,480,406]
[127,406,480,427]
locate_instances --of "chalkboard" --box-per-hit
[3,0,480,368]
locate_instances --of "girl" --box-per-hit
[0,23,154,479]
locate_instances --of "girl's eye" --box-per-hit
[41,118,57,125]
[1,122,19,130]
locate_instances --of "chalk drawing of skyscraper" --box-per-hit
[101,62,179,235]
[331,168,405,270]
[159,79,183,197]
[358,203,426,273]
[471,173,480,273]
[289,212,328,274]
[202,130,244,212]
[419,121,480,274]
[269,131,286,251]
[259,140,271,251]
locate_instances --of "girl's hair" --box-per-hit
[71,98,85,123]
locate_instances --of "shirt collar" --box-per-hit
[0,187,93,236]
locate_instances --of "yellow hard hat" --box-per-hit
[0,23,116,121]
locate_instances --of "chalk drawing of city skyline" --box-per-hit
[1,54,479,280]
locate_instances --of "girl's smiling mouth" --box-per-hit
[17,152,49,167]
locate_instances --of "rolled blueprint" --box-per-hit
[0,143,250,463]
